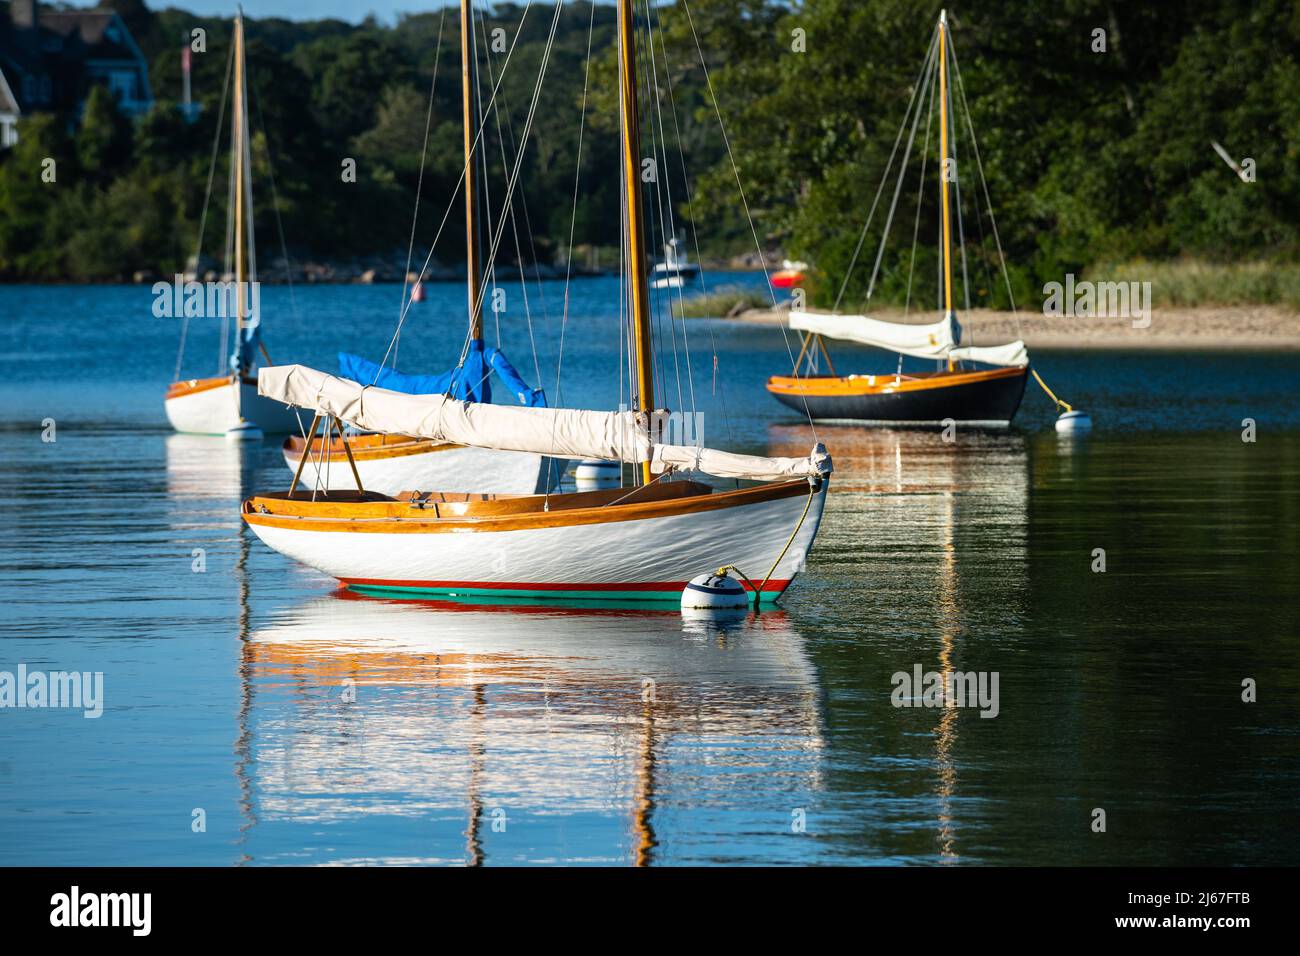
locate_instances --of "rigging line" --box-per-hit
[904,55,937,322]
[639,3,684,417]
[655,20,735,457]
[479,8,544,388]
[555,0,597,410]
[680,0,818,440]
[834,26,940,312]
[644,2,697,422]
[249,74,300,334]
[479,12,553,339]
[220,129,235,373]
[395,5,446,371]
[948,35,998,322]
[865,32,938,304]
[176,35,235,382]
[949,31,1020,332]
[945,34,972,325]
[374,0,538,377]
[456,0,563,367]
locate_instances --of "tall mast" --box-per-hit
[233,13,247,375]
[617,0,654,486]
[461,0,483,341]
[938,10,955,369]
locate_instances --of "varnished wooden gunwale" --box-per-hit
[166,374,254,400]
[241,477,815,534]
[766,365,1026,397]
[283,432,459,463]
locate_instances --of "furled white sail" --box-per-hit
[789,310,1029,367]
[949,341,1029,368]
[260,365,830,481]
[790,310,957,360]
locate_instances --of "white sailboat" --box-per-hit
[650,236,700,290]
[241,0,831,604]
[165,12,297,437]
[280,0,554,495]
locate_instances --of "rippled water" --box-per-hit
[1,280,1297,865]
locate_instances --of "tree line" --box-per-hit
[0,0,1295,308]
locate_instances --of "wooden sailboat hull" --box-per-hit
[165,374,300,435]
[766,366,1028,427]
[282,433,558,496]
[242,478,826,603]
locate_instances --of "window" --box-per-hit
[107,71,135,102]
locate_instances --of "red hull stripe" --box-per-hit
[341,577,791,593]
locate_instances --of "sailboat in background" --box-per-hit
[241,0,830,605]
[766,11,1030,427]
[281,0,555,495]
[165,12,297,437]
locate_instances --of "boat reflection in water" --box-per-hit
[238,592,825,865]
[769,422,1028,862]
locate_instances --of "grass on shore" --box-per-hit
[671,285,774,319]
[1087,260,1300,310]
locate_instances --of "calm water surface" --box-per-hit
[0,280,1297,865]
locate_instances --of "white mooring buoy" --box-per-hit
[681,570,751,611]
[225,419,263,442]
[574,459,620,489]
[1055,409,1091,434]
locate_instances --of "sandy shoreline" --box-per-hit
[709,306,1300,350]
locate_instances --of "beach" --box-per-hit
[718,305,1300,350]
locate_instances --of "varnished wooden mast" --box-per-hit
[617,0,655,485]
[462,0,483,341]
[938,11,955,370]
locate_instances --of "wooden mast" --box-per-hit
[461,0,483,342]
[617,0,655,486]
[938,10,955,370]
[233,13,246,379]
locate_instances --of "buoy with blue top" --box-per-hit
[681,568,751,611]
[1055,408,1091,433]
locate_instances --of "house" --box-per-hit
[0,0,154,148]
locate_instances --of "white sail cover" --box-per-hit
[789,310,1029,367]
[260,365,831,482]
[950,341,1029,367]
[791,310,956,360]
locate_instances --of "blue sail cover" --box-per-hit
[337,340,546,408]
[230,319,262,374]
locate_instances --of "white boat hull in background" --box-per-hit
[285,442,558,496]
[165,375,300,435]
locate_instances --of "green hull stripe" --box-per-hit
[346,582,782,605]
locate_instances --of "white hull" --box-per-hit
[165,376,300,435]
[285,443,558,496]
[247,480,827,602]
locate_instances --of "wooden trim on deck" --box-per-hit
[242,477,815,535]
